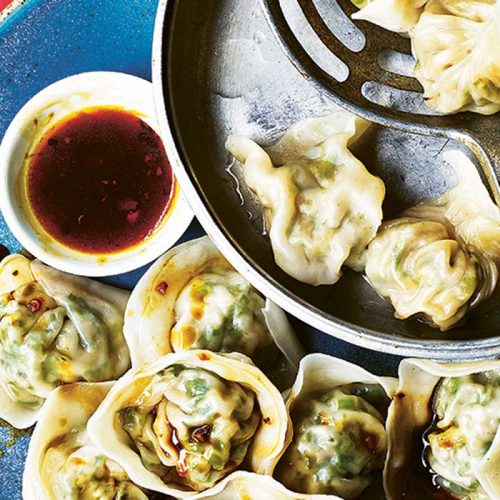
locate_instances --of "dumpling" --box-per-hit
[124,236,303,389]
[87,350,291,496]
[351,0,427,33]
[365,218,496,330]
[404,150,500,265]
[23,382,146,500]
[411,0,500,114]
[0,254,130,428]
[365,151,499,330]
[275,354,397,499]
[385,359,500,499]
[428,372,500,498]
[350,0,500,114]
[225,111,385,286]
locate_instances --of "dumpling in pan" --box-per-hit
[275,354,397,499]
[87,350,291,497]
[351,0,427,33]
[385,359,500,499]
[404,150,500,266]
[0,255,130,428]
[365,218,496,330]
[412,0,500,115]
[23,382,146,500]
[365,151,498,330]
[350,0,499,114]
[124,236,303,389]
[225,111,385,286]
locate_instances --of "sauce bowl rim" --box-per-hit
[0,70,193,277]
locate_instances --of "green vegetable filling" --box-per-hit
[426,371,500,500]
[171,271,272,357]
[0,279,128,408]
[42,426,147,500]
[118,364,260,491]
[276,383,388,498]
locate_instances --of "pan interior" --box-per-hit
[159,0,500,345]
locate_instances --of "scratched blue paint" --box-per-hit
[0,1,401,497]
[0,1,163,496]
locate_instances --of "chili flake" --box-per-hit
[191,424,211,443]
[155,281,168,295]
[27,298,43,313]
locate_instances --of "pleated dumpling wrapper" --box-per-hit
[0,254,130,429]
[385,359,500,499]
[350,0,500,115]
[225,111,385,286]
[189,471,337,500]
[412,0,500,115]
[124,236,303,389]
[404,150,500,267]
[23,382,146,499]
[365,150,499,331]
[351,0,427,33]
[87,350,291,497]
[274,353,397,499]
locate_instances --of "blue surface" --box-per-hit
[0,0,162,495]
[0,0,401,497]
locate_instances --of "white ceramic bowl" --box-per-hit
[0,71,193,276]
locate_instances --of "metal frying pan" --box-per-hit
[260,0,500,201]
[153,0,500,360]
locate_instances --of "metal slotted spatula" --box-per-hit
[260,0,500,202]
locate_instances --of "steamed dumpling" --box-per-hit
[275,354,396,499]
[277,384,388,498]
[385,359,500,499]
[412,0,500,114]
[225,112,385,286]
[171,270,270,353]
[0,255,130,428]
[365,218,496,330]
[404,150,500,266]
[350,0,500,114]
[43,441,146,499]
[124,237,303,390]
[351,0,427,32]
[365,150,499,330]
[119,365,260,491]
[87,350,291,497]
[23,382,146,500]
[427,371,500,499]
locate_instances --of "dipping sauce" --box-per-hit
[26,107,174,254]
[0,245,9,261]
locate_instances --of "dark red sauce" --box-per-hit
[390,425,457,500]
[390,385,457,500]
[27,107,174,254]
[0,245,9,261]
[191,424,211,443]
